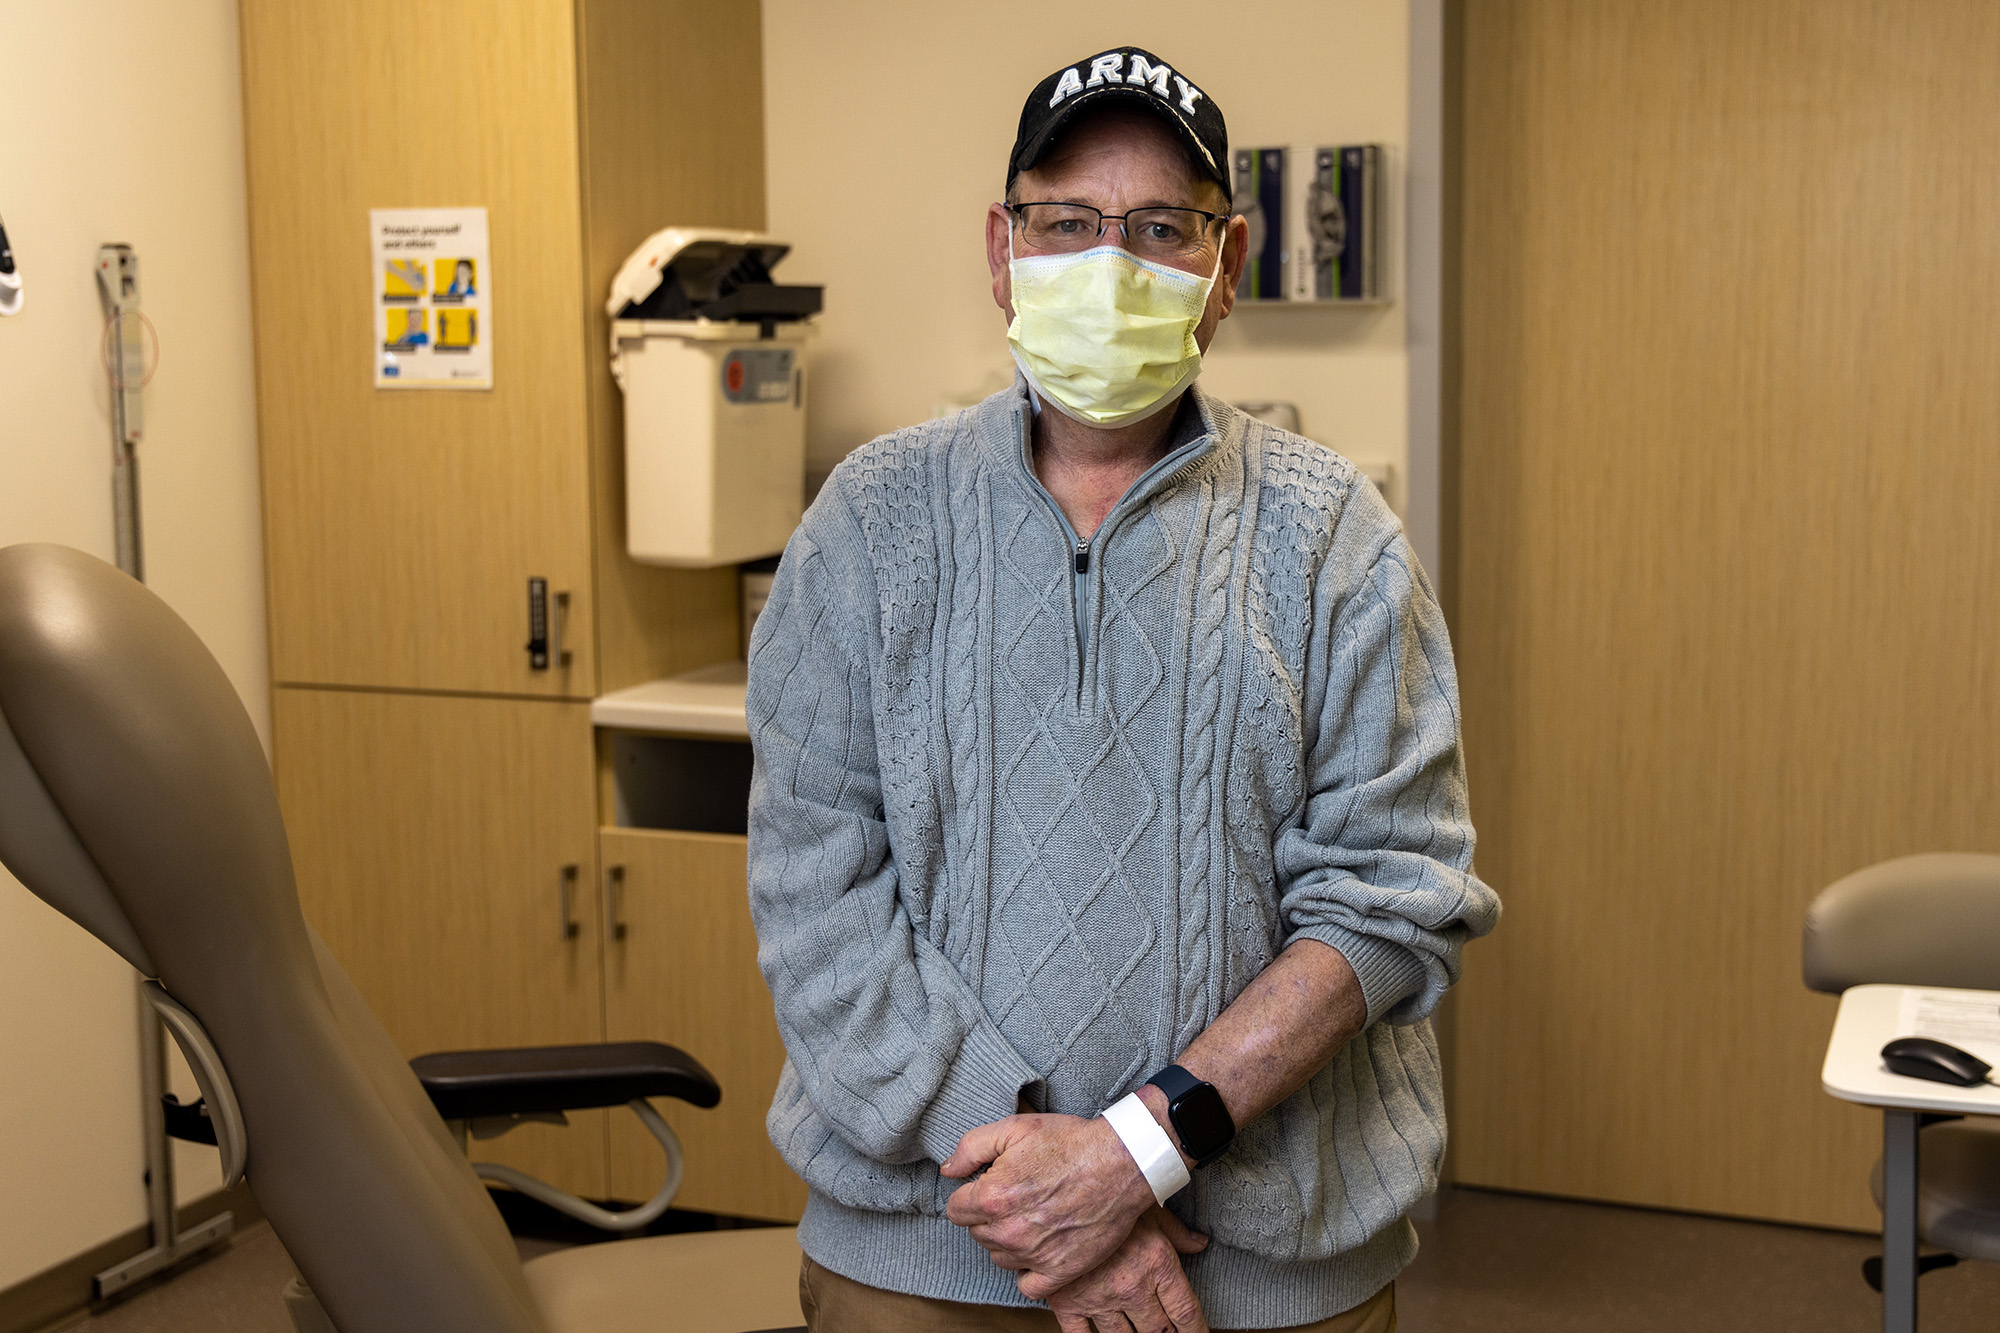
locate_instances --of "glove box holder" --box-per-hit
[608,229,821,570]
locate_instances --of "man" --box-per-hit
[746,46,1498,1333]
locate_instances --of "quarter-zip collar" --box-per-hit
[999,380,1222,699]
[1008,379,1221,548]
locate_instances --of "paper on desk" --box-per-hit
[1898,989,2000,1066]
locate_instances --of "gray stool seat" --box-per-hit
[1870,1119,2000,1262]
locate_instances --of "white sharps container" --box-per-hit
[607,228,822,568]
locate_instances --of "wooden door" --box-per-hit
[274,687,607,1196]
[601,828,805,1222]
[241,0,596,696]
[1452,0,2000,1230]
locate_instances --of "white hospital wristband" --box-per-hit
[1101,1092,1191,1205]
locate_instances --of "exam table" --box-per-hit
[0,543,804,1333]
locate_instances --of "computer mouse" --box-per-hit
[1881,1036,1993,1087]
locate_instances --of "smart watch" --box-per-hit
[1145,1064,1236,1167]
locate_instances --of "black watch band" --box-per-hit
[1144,1064,1236,1168]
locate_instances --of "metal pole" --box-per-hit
[99,245,144,582]
[92,984,234,1298]
[89,244,231,1300]
[1880,1108,1919,1333]
[112,440,141,583]
[139,1005,173,1248]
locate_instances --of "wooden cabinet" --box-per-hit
[273,687,607,1197]
[244,0,788,1215]
[601,829,805,1223]
[270,693,801,1219]
[242,0,602,698]
[241,0,754,699]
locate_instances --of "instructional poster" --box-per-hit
[370,207,492,389]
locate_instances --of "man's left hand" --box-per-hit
[1044,1206,1211,1333]
[941,1111,1157,1295]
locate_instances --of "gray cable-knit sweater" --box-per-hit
[746,382,1498,1329]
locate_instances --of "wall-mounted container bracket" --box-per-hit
[607,230,820,570]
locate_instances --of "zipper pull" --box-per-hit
[1074,542,1090,574]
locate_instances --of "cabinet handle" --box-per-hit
[527,578,549,670]
[552,590,572,668]
[558,864,580,940]
[606,864,628,942]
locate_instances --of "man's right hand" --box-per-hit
[1041,1206,1211,1333]
[942,1112,1158,1291]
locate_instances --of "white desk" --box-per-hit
[590,660,748,739]
[1822,983,2000,1333]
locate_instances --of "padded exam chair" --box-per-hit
[1803,853,2000,1291]
[0,544,804,1333]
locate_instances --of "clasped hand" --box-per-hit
[942,1112,1210,1332]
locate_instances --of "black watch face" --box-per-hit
[1171,1082,1234,1162]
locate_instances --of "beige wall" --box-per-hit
[0,0,266,1289]
[763,0,1411,506]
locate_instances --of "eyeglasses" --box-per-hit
[1009,202,1225,262]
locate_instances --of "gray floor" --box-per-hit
[41,1226,295,1333]
[40,1187,2000,1331]
[1398,1187,2000,1331]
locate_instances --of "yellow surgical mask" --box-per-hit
[1006,237,1220,428]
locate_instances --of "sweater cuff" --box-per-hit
[915,1019,1042,1164]
[1289,923,1430,1025]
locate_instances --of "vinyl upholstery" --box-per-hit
[1802,853,2000,994]
[523,1226,806,1332]
[0,544,802,1332]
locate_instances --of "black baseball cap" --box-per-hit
[1008,48,1231,198]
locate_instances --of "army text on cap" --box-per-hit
[1047,51,1206,119]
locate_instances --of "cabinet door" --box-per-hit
[274,687,606,1197]
[602,829,805,1222]
[242,0,596,696]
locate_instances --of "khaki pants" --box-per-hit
[799,1255,1396,1333]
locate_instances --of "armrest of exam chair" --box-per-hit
[409,1040,721,1119]
[413,1039,721,1233]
